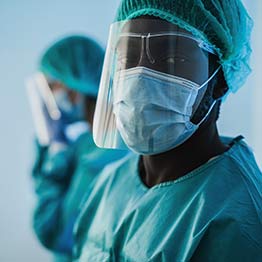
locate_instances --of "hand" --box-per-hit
[41,102,69,145]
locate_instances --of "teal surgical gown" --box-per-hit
[74,137,262,261]
[32,132,127,261]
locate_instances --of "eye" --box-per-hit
[164,56,187,64]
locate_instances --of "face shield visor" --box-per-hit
[93,18,219,153]
[26,72,86,145]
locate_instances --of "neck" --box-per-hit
[141,123,229,188]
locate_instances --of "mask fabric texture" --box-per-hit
[113,67,215,155]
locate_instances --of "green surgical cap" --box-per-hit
[115,0,253,94]
[40,35,105,97]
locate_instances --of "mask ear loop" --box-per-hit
[198,65,222,90]
[195,65,222,126]
[197,99,216,126]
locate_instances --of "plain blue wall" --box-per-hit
[0,1,261,261]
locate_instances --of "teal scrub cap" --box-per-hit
[115,0,253,94]
[39,35,105,97]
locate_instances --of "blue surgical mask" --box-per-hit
[54,90,85,124]
[113,67,218,155]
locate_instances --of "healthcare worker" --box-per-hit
[30,35,128,262]
[73,1,262,261]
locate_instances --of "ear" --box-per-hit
[212,69,229,99]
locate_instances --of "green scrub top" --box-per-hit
[74,137,262,262]
[32,132,128,261]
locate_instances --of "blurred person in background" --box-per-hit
[73,0,262,261]
[28,35,128,262]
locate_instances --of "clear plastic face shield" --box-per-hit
[93,18,220,154]
[26,73,85,146]
[26,73,61,145]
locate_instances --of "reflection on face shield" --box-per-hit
[115,32,214,84]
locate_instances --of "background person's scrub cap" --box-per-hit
[115,0,253,94]
[40,35,105,98]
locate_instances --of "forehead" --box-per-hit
[121,17,192,35]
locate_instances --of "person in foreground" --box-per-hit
[30,35,128,262]
[73,1,262,261]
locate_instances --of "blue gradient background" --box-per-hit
[0,1,261,261]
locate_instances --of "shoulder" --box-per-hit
[206,137,262,242]
[203,137,262,204]
[189,138,262,258]
[221,136,262,179]
[77,152,138,211]
[95,152,139,187]
[74,132,95,149]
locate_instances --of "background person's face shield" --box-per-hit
[93,18,217,150]
[26,73,61,146]
[26,72,85,146]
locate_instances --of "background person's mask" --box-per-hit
[54,89,85,124]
